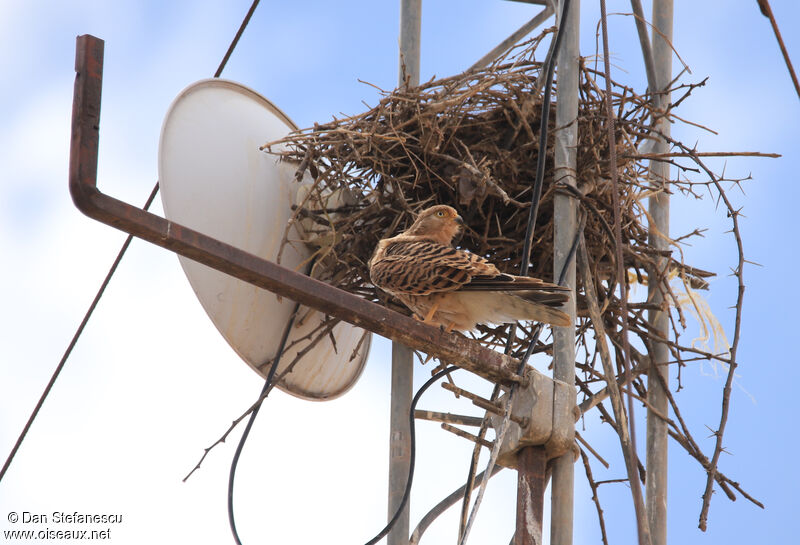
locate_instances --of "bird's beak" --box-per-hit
[453,215,465,244]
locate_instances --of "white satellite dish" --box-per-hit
[158,78,370,400]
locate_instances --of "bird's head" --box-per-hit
[404,205,464,245]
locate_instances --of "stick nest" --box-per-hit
[264,32,711,357]
[262,31,761,534]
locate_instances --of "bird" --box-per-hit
[368,204,571,332]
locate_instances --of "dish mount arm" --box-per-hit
[68,33,527,387]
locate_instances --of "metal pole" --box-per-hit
[515,446,548,545]
[469,4,554,71]
[398,0,421,88]
[550,1,579,544]
[629,0,658,92]
[646,2,673,545]
[388,3,420,544]
[389,343,414,545]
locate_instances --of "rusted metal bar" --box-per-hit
[70,35,104,209]
[441,382,528,427]
[505,0,548,5]
[69,34,531,388]
[440,423,494,449]
[515,446,547,545]
[414,410,485,428]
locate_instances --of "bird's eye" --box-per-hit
[436,210,445,217]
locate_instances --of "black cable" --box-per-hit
[215,2,271,543]
[458,217,579,539]
[2,0,263,487]
[557,210,585,286]
[520,0,572,278]
[214,0,262,78]
[208,2,273,534]
[364,365,460,545]
[0,183,160,483]
[511,209,580,383]
[228,303,300,545]
[458,0,572,534]
[378,4,580,539]
[457,215,580,540]
[515,210,583,377]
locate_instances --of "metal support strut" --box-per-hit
[551,0,580,544]
[645,2,674,545]
[388,2,422,544]
[515,446,548,545]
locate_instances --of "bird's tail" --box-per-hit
[451,291,571,328]
[500,293,571,327]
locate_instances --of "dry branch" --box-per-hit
[255,33,763,536]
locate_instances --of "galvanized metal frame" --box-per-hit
[470,2,554,71]
[645,2,674,545]
[388,3,422,544]
[550,0,580,543]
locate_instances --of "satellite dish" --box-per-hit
[158,78,370,400]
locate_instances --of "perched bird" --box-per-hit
[369,205,571,332]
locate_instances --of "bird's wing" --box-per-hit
[462,274,559,290]
[461,274,570,306]
[370,240,498,295]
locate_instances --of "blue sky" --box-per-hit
[1,1,798,544]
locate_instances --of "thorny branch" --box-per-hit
[183,317,341,481]
[579,446,610,545]
[183,32,769,537]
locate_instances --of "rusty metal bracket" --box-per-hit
[68,33,533,386]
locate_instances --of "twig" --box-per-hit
[257,26,759,534]
[627,151,781,160]
[578,231,650,544]
[599,3,651,543]
[579,446,611,545]
[576,431,610,469]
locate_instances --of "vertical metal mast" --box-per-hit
[550,1,579,544]
[388,3,421,545]
[645,2,673,545]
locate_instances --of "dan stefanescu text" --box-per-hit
[21,511,122,524]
